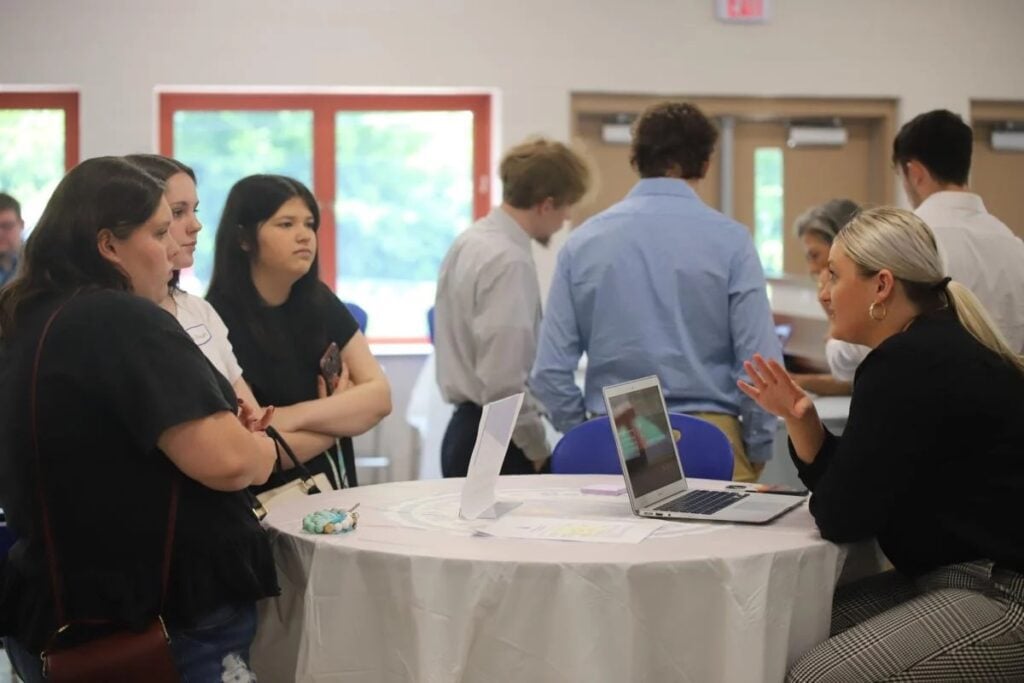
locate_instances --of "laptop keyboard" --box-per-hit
[656,489,748,515]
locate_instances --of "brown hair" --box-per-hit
[0,157,164,336]
[630,102,718,179]
[0,192,22,221]
[500,138,590,209]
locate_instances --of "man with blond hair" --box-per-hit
[435,138,590,477]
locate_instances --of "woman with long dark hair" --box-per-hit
[0,157,281,680]
[126,154,334,459]
[207,174,391,493]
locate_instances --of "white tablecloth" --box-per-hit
[251,475,850,682]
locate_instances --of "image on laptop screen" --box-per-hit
[607,385,683,497]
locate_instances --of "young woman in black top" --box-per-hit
[206,175,391,493]
[740,207,1024,681]
[0,157,281,681]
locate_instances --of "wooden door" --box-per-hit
[971,101,1024,238]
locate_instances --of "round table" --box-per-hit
[251,475,848,683]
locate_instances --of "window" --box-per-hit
[161,93,491,342]
[0,92,79,232]
[753,147,784,276]
[170,110,313,293]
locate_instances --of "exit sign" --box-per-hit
[716,0,770,23]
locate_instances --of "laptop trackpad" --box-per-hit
[732,499,789,513]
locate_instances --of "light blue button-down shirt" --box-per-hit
[530,178,782,462]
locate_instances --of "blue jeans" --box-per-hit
[4,602,259,682]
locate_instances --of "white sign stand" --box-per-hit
[459,393,525,520]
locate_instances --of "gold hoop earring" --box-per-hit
[869,302,887,321]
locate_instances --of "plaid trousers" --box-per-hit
[787,560,1024,682]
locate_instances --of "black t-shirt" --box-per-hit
[0,290,279,652]
[208,281,361,491]
[792,310,1024,576]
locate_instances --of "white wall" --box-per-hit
[5,0,1024,156]
[4,0,1024,476]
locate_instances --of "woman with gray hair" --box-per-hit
[794,198,860,279]
[790,198,869,396]
[740,207,1024,681]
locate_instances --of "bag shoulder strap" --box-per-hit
[30,296,179,631]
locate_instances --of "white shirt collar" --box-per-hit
[916,190,987,217]
[489,206,534,251]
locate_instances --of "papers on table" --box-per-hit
[476,516,661,544]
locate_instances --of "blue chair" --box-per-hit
[669,413,734,480]
[427,306,435,344]
[551,413,734,480]
[550,417,623,474]
[344,301,368,333]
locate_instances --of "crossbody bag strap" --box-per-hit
[30,300,73,628]
[30,294,179,636]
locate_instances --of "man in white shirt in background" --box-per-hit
[434,138,590,477]
[894,109,1024,352]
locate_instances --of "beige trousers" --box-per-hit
[688,412,765,483]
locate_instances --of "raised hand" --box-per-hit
[737,353,814,420]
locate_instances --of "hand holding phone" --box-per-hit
[319,342,341,395]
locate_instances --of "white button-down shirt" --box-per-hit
[434,207,549,464]
[917,191,1024,353]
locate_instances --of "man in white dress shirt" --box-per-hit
[434,138,590,477]
[894,109,1024,352]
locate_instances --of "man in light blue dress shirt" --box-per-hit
[530,102,782,481]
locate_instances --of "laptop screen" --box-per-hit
[606,383,684,498]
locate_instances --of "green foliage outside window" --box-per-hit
[754,147,784,276]
[172,110,314,293]
[0,109,66,232]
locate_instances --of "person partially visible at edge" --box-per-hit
[434,137,590,477]
[789,198,869,396]
[206,174,391,493]
[740,207,1024,682]
[0,192,25,287]
[0,157,281,681]
[531,101,782,483]
[894,109,1024,353]
[126,154,335,467]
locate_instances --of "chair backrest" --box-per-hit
[344,301,368,333]
[550,413,734,480]
[668,413,734,481]
[427,306,435,344]
[550,417,622,474]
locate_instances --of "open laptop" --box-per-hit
[603,376,804,524]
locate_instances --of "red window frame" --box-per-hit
[0,91,80,171]
[159,92,491,342]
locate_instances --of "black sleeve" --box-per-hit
[321,284,360,349]
[64,292,235,453]
[789,340,941,543]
